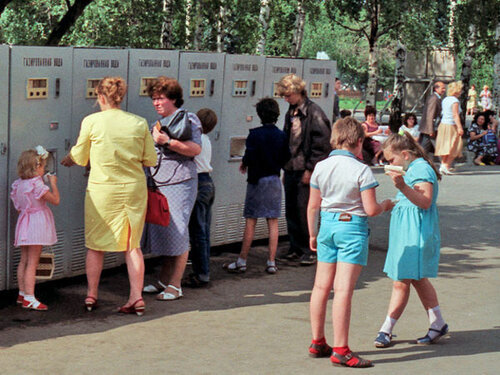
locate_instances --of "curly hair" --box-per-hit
[17,149,45,180]
[147,76,184,108]
[95,77,127,106]
[275,74,307,97]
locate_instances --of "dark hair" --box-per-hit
[330,116,365,149]
[383,132,441,180]
[473,112,488,130]
[364,105,377,118]
[196,108,218,134]
[403,113,418,127]
[147,76,184,108]
[340,109,352,118]
[256,97,280,124]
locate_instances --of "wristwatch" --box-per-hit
[165,139,172,147]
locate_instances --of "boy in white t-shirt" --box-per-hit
[186,108,217,287]
[307,117,393,368]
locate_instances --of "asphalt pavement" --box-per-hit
[0,164,499,374]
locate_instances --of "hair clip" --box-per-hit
[398,129,405,136]
[35,145,49,159]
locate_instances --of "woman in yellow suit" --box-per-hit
[62,77,157,315]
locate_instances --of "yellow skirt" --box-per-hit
[435,123,463,158]
[85,181,147,251]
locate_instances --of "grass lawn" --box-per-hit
[339,98,389,112]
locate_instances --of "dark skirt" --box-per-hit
[243,175,282,219]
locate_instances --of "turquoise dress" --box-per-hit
[384,158,441,280]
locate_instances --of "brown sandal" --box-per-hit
[331,351,373,368]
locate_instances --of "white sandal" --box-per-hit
[143,280,167,294]
[156,284,183,301]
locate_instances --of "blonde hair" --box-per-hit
[447,81,463,97]
[17,149,45,180]
[96,76,127,106]
[276,74,307,97]
[383,132,441,180]
[330,116,365,149]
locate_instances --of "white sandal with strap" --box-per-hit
[143,280,167,294]
[156,284,183,301]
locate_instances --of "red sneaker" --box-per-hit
[22,298,48,311]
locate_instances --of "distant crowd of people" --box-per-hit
[10,72,496,368]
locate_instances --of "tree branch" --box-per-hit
[65,0,71,9]
[332,17,367,34]
[46,0,95,45]
[377,21,403,38]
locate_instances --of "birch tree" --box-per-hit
[290,0,306,57]
[493,23,500,112]
[255,0,270,55]
[161,0,174,48]
[216,1,227,53]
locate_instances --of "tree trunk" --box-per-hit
[216,3,226,53]
[192,0,202,51]
[185,0,192,49]
[45,0,95,45]
[493,23,500,113]
[365,45,378,107]
[255,0,270,55]
[459,24,477,118]
[389,42,406,133]
[448,0,457,52]
[160,0,174,49]
[290,0,306,57]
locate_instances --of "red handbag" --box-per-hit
[146,187,170,226]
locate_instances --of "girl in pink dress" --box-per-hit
[11,147,60,311]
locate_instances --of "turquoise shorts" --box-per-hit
[316,211,370,265]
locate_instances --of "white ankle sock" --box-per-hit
[428,305,445,332]
[237,257,246,266]
[267,260,276,267]
[19,291,25,297]
[24,295,35,303]
[380,315,398,334]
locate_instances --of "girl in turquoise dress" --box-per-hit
[373,131,449,348]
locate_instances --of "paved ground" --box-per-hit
[0,164,499,374]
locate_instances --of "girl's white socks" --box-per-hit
[427,305,446,339]
[380,315,398,334]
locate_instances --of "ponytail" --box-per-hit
[383,131,441,180]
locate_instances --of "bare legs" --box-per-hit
[310,262,363,347]
[238,218,278,263]
[158,251,189,297]
[17,245,42,296]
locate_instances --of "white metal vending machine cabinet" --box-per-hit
[127,49,180,122]
[263,57,304,236]
[70,48,129,273]
[301,59,336,122]
[0,45,10,291]
[215,54,266,245]
[178,52,226,246]
[8,46,73,288]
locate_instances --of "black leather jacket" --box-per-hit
[283,97,332,171]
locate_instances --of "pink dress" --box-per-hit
[10,177,57,247]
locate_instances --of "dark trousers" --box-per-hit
[419,133,435,154]
[188,173,215,281]
[284,170,312,256]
